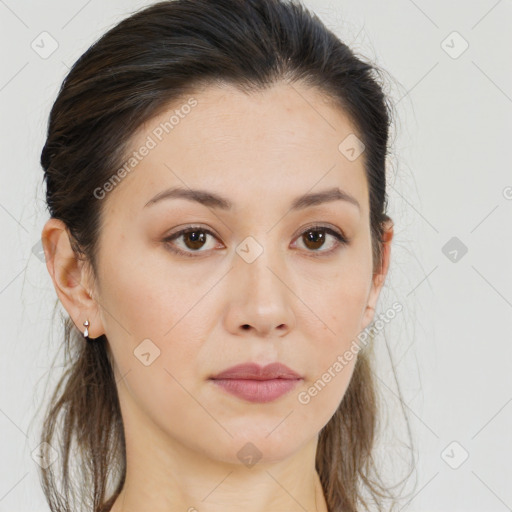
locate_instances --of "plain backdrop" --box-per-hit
[1,0,511,510]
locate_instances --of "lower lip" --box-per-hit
[210,378,302,403]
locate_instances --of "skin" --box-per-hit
[42,81,393,512]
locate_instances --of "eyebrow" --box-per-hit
[144,186,360,212]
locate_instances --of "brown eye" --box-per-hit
[295,225,348,257]
[163,226,220,258]
[181,230,208,250]
[302,229,326,250]
[163,224,348,259]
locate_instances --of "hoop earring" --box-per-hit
[83,320,89,338]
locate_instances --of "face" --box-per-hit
[77,81,390,466]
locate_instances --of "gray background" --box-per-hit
[1,0,511,510]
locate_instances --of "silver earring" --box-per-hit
[83,320,89,338]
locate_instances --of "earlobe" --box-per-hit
[41,218,104,339]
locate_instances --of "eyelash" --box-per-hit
[162,224,348,259]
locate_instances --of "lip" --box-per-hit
[210,362,303,380]
[209,362,303,403]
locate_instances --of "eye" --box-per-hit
[162,224,348,258]
[163,225,221,258]
[292,224,348,258]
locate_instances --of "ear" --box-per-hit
[361,217,394,330]
[41,218,105,339]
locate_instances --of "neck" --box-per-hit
[108,429,328,512]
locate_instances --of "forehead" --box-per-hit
[107,81,368,215]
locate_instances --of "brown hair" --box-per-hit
[38,0,413,510]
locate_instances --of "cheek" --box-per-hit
[100,258,210,441]
[95,239,219,423]
[101,266,210,394]
[297,253,372,346]
[293,251,371,419]
[293,291,363,435]
[97,231,214,343]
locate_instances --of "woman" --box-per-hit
[38,0,410,510]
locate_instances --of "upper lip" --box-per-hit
[210,362,303,380]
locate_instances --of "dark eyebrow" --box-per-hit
[144,186,360,211]
[290,187,360,211]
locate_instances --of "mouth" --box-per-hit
[209,362,303,403]
[210,377,303,403]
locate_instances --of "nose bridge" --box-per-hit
[227,227,295,335]
[236,229,285,295]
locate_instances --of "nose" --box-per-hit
[223,240,296,338]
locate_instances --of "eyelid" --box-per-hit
[291,222,347,242]
[165,224,219,241]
